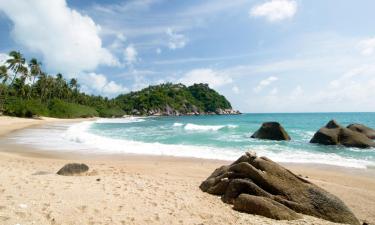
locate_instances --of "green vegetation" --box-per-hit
[116,83,233,115]
[48,99,99,118]
[0,51,124,118]
[0,51,235,118]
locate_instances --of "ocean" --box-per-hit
[8,113,375,169]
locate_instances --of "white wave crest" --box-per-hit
[173,122,184,127]
[96,117,145,124]
[61,121,241,160]
[184,123,238,131]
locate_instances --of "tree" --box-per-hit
[55,73,65,99]
[0,65,9,111]
[28,58,42,99]
[37,72,48,101]
[6,51,26,85]
[69,78,79,102]
[18,65,29,86]
[69,78,78,90]
[0,65,9,84]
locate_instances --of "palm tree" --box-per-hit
[6,51,26,85]
[0,65,9,84]
[28,58,42,98]
[69,78,79,102]
[55,73,64,99]
[18,65,29,85]
[45,76,56,102]
[0,65,9,111]
[36,72,47,101]
[69,78,78,90]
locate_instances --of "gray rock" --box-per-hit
[347,123,375,139]
[57,163,89,176]
[234,194,301,220]
[251,122,291,141]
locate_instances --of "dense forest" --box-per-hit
[0,51,237,118]
[116,83,236,116]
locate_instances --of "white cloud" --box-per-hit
[0,0,118,74]
[166,28,188,50]
[254,76,278,93]
[81,73,128,96]
[312,65,375,107]
[109,33,127,50]
[249,65,375,112]
[124,45,138,64]
[269,87,278,95]
[232,85,240,94]
[289,85,303,100]
[0,53,9,65]
[250,0,297,22]
[179,68,232,88]
[358,37,375,56]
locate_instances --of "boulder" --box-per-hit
[57,163,89,176]
[200,152,359,224]
[233,194,301,220]
[347,124,375,139]
[310,120,375,148]
[251,122,291,141]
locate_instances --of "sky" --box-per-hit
[0,0,375,113]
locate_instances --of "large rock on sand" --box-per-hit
[251,122,291,141]
[200,152,360,224]
[57,163,89,176]
[347,123,375,139]
[310,120,375,148]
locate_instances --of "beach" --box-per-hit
[0,117,374,225]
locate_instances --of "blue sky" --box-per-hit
[1,0,375,112]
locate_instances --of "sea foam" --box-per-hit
[10,119,375,169]
[96,117,145,124]
[184,123,238,131]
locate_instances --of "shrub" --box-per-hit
[4,97,49,117]
[48,99,99,118]
[97,106,125,118]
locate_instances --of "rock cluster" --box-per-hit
[310,120,375,148]
[143,107,241,116]
[200,152,360,224]
[250,120,375,149]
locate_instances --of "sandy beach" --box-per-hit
[0,117,374,225]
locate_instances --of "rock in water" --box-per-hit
[251,122,291,141]
[310,120,375,148]
[57,163,89,176]
[347,123,375,139]
[199,152,360,224]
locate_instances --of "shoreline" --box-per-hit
[0,116,374,224]
[0,116,98,137]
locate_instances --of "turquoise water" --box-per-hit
[86,113,375,168]
[9,113,375,168]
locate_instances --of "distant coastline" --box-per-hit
[0,52,239,119]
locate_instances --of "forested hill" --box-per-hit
[0,51,239,118]
[116,83,240,116]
